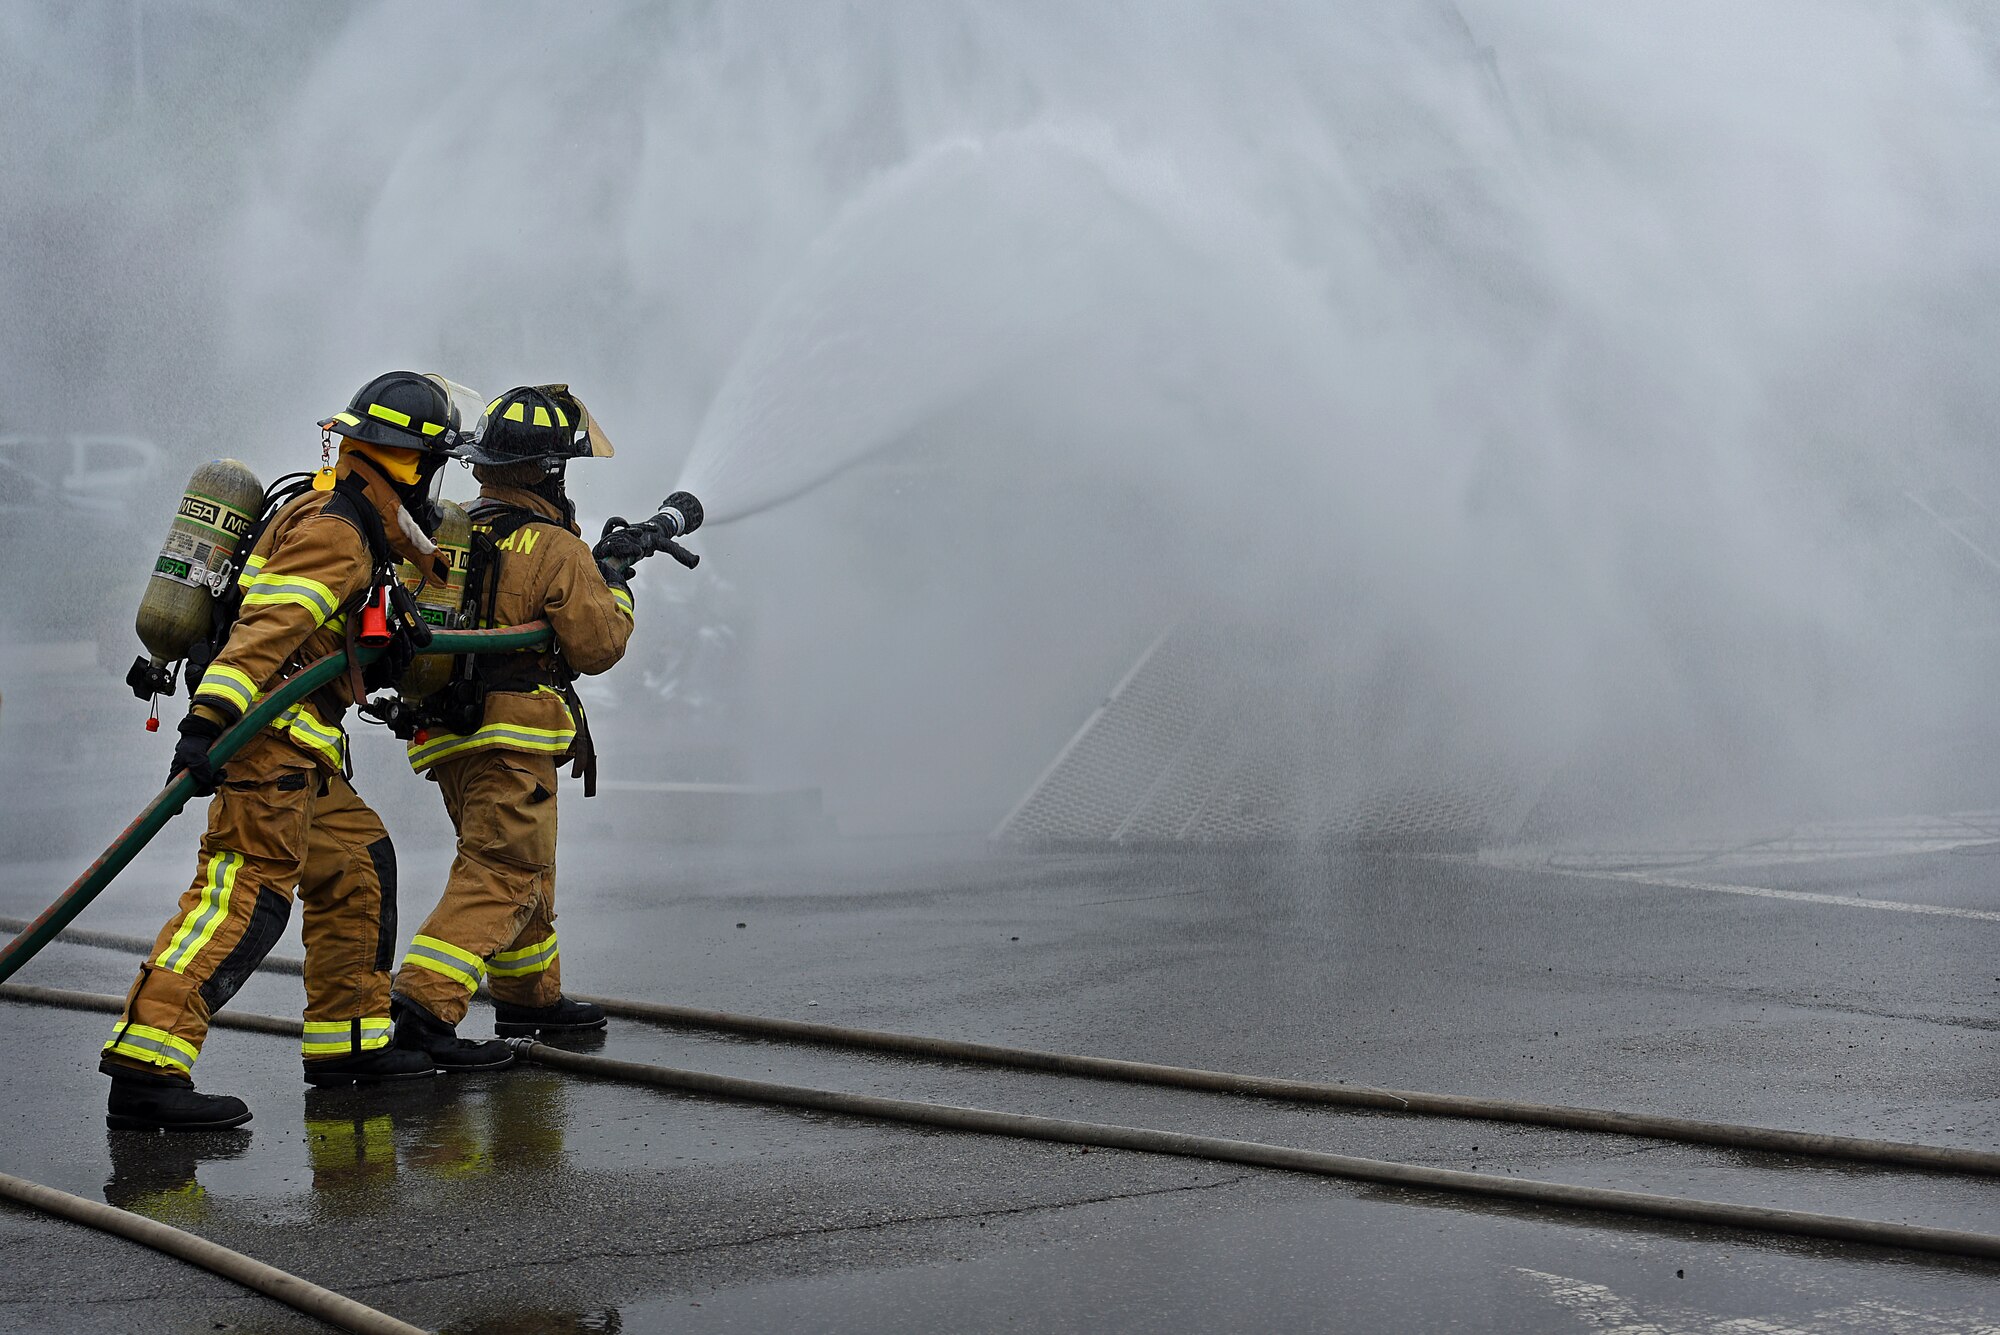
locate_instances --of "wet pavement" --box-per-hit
[2,821,1999,1333]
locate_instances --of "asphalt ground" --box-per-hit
[0,824,1997,1333]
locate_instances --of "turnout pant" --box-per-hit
[394,749,562,1026]
[103,732,398,1077]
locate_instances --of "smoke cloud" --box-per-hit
[7,1,2000,838]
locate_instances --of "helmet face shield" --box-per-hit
[426,375,486,454]
[420,451,449,505]
[534,384,614,459]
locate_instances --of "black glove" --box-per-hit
[169,714,227,795]
[362,619,420,692]
[593,528,646,587]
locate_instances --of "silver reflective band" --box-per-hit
[248,579,336,618]
[405,940,483,987]
[490,937,559,974]
[111,1029,193,1067]
[662,507,685,536]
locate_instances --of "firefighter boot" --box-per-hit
[301,1045,439,1087]
[390,994,515,1072]
[103,1062,252,1132]
[493,997,607,1037]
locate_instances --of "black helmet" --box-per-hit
[319,371,463,453]
[458,384,615,470]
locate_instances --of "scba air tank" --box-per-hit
[395,499,471,700]
[134,459,264,667]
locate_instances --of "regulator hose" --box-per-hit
[4,985,1999,1264]
[0,1169,428,1335]
[0,624,552,986]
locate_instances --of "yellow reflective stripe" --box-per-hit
[240,569,339,625]
[366,402,412,427]
[277,703,346,768]
[403,935,484,991]
[156,851,242,973]
[421,420,444,436]
[610,586,633,620]
[334,412,362,427]
[485,396,504,417]
[502,402,526,422]
[301,1017,393,1056]
[236,551,268,591]
[531,405,552,427]
[193,664,257,715]
[104,1022,200,1072]
[407,720,576,770]
[488,932,559,977]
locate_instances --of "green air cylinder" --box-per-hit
[134,459,264,668]
[396,499,471,699]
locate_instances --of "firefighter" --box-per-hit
[100,372,463,1130]
[388,385,635,1070]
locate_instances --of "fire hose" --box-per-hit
[6,925,1998,1179]
[0,624,552,987]
[5,984,2000,1266]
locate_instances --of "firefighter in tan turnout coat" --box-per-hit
[102,372,463,1131]
[389,385,637,1070]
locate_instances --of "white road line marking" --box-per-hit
[1517,1269,1681,1335]
[1439,857,2000,924]
[1514,1270,2000,1335]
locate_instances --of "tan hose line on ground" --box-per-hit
[4,983,1998,1264]
[6,916,1996,1178]
[0,1168,427,1335]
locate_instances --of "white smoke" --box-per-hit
[11,0,2000,834]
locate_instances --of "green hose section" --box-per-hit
[0,623,551,986]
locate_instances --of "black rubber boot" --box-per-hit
[390,994,515,1072]
[493,996,607,1036]
[102,1061,252,1132]
[301,1045,439,1087]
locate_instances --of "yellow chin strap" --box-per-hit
[345,440,425,486]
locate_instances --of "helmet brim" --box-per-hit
[321,414,462,455]
[454,439,543,467]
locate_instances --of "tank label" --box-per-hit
[178,493,255,541]
[154,527,219,587]
[153,554,197,585]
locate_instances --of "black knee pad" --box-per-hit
[367,836,397,972]
[198,887,293,1012]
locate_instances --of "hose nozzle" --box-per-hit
[659,491,703,539]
